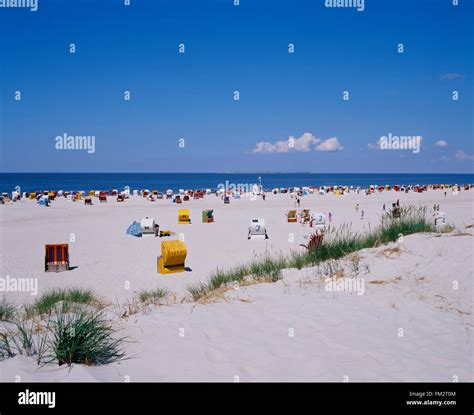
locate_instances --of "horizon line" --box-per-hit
[1,172,473,175]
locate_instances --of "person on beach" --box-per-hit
[328,212,332,222]
[355,203,359,212]
[360,210,364,219]
[297,197,301,207]
[383,203,386,211]
[396,199,400,207]
[262,193,266,201]
[444,191,447,198]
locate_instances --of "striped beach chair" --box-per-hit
[45,244,70,272]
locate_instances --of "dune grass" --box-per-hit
[138,288,169,305]
[187,205,435,301]
[0,298,16,321]
[43,306,126,366]
[25,288,99,318]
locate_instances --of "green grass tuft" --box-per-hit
[138,288,169,304]
[25,288,98,318]
[0,298,16,321]
[45,305,126,366]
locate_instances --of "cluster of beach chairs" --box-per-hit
[6,182,471,277]
[1,182,471,206]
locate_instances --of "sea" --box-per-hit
[0,173,473,193]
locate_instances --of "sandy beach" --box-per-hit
[0,188,472,382]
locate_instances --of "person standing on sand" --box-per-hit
[328,212,332,222]
[361,210,365,219]
[444,191,447,198]
[383,203,386,211]
[355,203,359,212]
[262,193,266,201]
[297,197,301,207]
[396,199,400,207]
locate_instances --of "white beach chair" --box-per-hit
[248,219,268,240]
[141,217,159,237]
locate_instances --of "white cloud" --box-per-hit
[253,133,321,153]
[315,137,343,152]
[454,149,474,161]
[435,140,448,147]
[440,73,464,81]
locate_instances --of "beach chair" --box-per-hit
[141,217,159,237]
[202,210,214,223]
[159,230,171,237]
[117,194,125,202]
[310,212,326,230]
[45,244,70,272]
[287,210,297,223]
[175,195,182,204]
[158,240,187,274]
[84,196,92,205]
[183,195,189,201]
[99,192,107,203]
[300,209,311,225]
[224,196,230,204]
[29,192,37,200]
[248,219,268,240]
[39,196,50,207]
[178,209,191,224]
[434,212,447,228]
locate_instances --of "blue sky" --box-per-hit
[0,0,472,173]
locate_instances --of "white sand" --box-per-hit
[0,189,473,381]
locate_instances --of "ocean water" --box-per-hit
[0,173,473,193]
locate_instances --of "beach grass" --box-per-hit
[25,288,99,318]
[138,288,169,305]
[0,298,16,321]
[44,305,126,366]
[0,321,41,361]
[187,205,435,301]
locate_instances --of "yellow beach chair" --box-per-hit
[158,240,187,274]
[178,209,191,224]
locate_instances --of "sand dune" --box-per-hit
[0,189,472,381]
